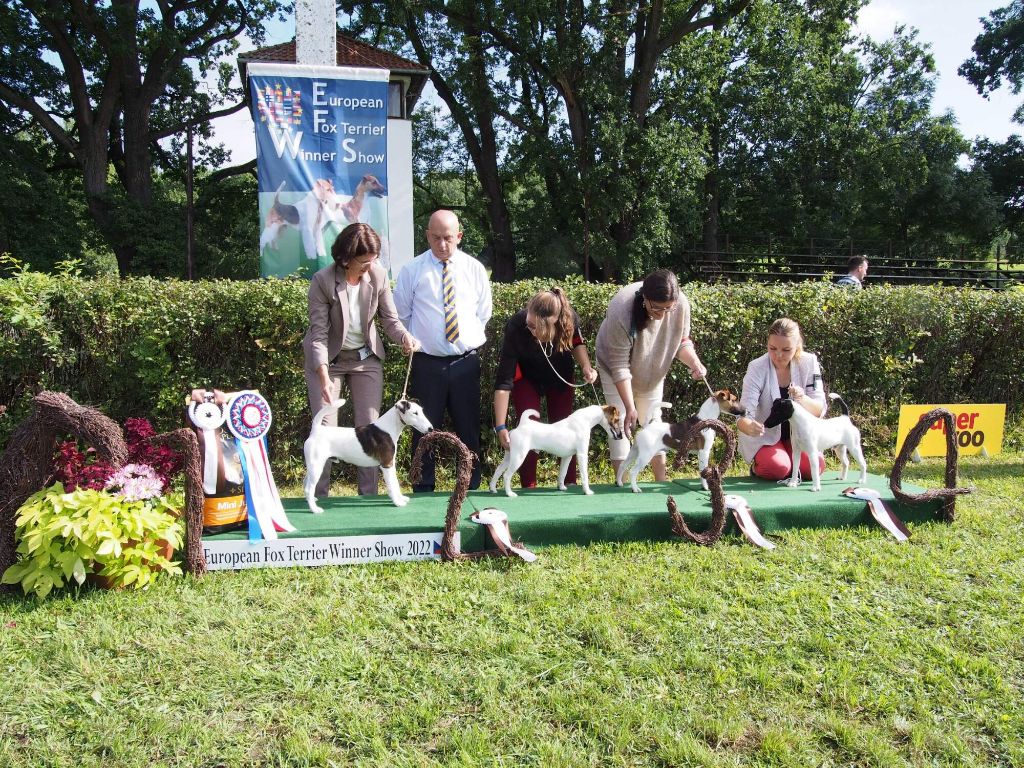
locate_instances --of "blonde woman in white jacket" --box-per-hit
[737,318,828,480]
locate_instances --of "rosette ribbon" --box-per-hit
[226,390,295,540]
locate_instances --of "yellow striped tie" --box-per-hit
[442,260,459,343]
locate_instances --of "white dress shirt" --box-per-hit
[394,248,492,356]
[341,283,366,350]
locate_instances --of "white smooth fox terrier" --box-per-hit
[616,389,746,493]
[489,404,623,498]
[303,398,433,511]
[762,392,867,492]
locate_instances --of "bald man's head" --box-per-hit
[426,210,463,260]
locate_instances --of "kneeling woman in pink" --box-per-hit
[737,318,828,480]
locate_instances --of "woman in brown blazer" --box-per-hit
[303,224,420,497]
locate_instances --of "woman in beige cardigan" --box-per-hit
[302,224,420,497]
[596,269,707,480]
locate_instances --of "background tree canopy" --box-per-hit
[0,0,1020,280]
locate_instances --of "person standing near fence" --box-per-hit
[394,210,492,492]
[835,256,868,288]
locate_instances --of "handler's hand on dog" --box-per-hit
[788,384,805,401]
[498,429,511,450]
[624,408,639,440]
[738,417,764,437]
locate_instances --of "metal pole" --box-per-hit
[185,122,194,281]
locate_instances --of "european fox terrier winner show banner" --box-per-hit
[249,63,389,278]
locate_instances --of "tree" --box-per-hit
[960,1,1024,122]
[0,0,283,275]
[974,135,1024,249]
[346,0,752,281]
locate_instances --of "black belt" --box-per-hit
[416,348,477,361]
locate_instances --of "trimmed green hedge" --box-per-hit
[2,271,1022,478]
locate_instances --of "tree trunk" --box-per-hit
[465,23,516,281]
[702,123,721,259]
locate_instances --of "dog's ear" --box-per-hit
[397,399,410,413]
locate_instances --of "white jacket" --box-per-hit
[738,351,828,462]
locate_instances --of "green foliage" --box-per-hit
[1,275,1022,480]
[0,0,285,273]
[960,0,1024,121]
[1,483,184,597]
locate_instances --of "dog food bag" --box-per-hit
[202,436,248,535]
[186,394,248,535]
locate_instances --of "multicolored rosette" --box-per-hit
[226,391,295,540]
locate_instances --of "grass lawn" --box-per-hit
[1,452,1022,767]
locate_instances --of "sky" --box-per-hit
[854,0,1019,143]
[211,0,1022,166]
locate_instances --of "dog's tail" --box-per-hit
[310,398,347,436]
[828,392,850,416]
[519,409,541,425]
[273,179,286,198]
[646,402,672,426]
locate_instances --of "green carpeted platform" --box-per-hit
[203,471,945,551]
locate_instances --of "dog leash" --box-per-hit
[540,339,603,404]
[401,350,414,400]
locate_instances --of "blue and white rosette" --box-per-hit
[226,390,295,540]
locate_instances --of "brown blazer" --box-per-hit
[303,262,412,372]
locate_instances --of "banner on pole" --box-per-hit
[249,63,390,278]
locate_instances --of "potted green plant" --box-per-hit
[2,464,184,597]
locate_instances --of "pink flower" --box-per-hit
[104,463,164,502]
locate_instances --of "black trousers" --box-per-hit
[409,350,482,492]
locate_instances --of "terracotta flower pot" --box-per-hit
[87,538,176,590]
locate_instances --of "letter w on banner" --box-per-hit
[249,63,390,278]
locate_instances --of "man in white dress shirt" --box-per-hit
[394,210,493,491]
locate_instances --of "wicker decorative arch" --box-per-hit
[666,418,737,546]
[410,430,525,561]
[890,407,972,522]
[0,392,206,581]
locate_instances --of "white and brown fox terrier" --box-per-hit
[489,404,623,498]
[304,398,433,511]
[616,389,745,493]
[762,392,867,491]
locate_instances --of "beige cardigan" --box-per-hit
[738,351,828,462]
[302,262,412,372]
[595,282,692,394]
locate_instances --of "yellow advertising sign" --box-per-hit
[896,404,1006,457]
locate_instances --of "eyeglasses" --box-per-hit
[644,299,676,316]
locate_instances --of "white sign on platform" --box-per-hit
[202,531,456,571]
